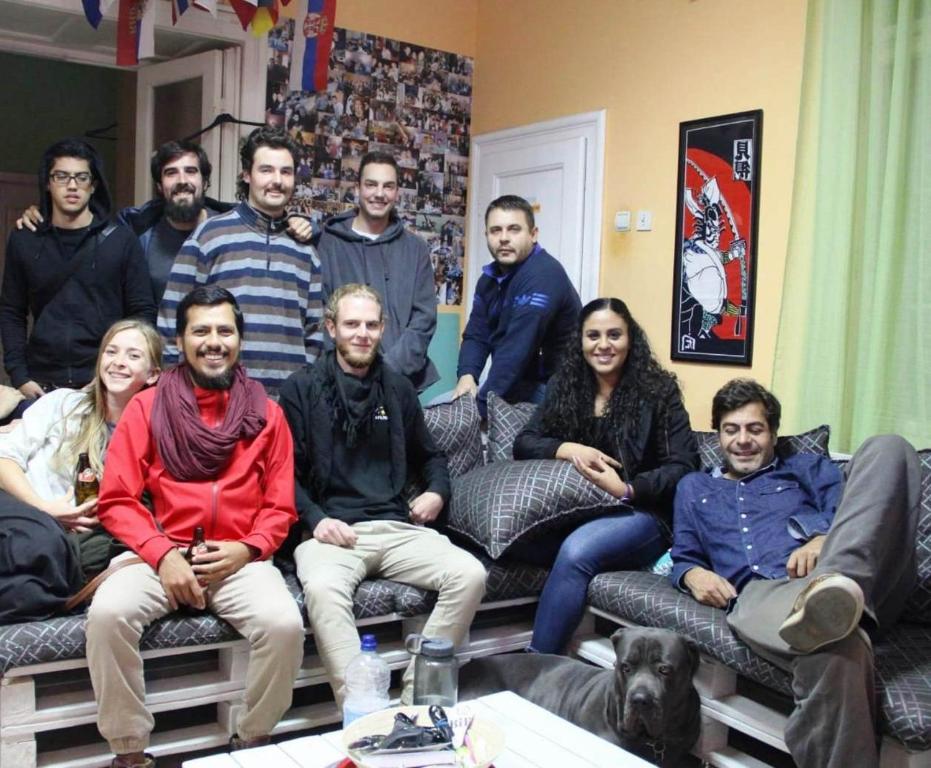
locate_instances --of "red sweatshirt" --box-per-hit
[99,386,296,570]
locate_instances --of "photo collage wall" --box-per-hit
[267,23,473,305]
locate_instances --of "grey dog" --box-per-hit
[458,627,701,766]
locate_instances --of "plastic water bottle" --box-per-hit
[342,634,391,727]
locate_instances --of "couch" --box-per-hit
[0,394,928,768]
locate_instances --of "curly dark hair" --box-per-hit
[540,297,681,451]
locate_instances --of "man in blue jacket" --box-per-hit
[452,195,581,418]
[671,378,921,768]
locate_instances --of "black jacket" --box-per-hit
[278,352,450,534]
[0,216,156,388]
[513,393,699,526]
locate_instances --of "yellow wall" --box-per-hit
[331,0,477,57]
[471,0,808,430]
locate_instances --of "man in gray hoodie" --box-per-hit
[314,151,438,392]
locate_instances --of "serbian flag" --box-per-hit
[170,0,189,24]
[289,0,336,93]
[228,0,259,30]
[116,0,155,66]
[82,0,116,29]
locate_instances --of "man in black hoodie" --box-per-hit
[315,151,439,392]
[0,138,155,403]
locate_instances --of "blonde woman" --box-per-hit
[0,320,161,622]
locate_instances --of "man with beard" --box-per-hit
[17,139,312,305]
[0,138,154,404]
[158,126,324,397]
[451,194,580,418]
[671,378,921,768]
[315,151,439,392]
[88,286,305,768]
[278,283,485,708]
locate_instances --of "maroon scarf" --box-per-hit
[150,364,267,481]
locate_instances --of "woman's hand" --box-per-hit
[555,442,622,469]
[42,491,99,532]
[570,453,628,498]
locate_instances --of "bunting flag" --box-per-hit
[228,0,259,30]
[251,0,279,37]
[81,0,116,29]
[193,0,217,15]
[171,0,190,25]
[116,0,155,66]
[289,0,336,93]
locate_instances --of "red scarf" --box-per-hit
[151,364,267,481]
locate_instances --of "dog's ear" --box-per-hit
[609,628,626,656]
[684,636,701,674]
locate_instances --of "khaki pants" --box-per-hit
[86,557,305,754]
[295,521,486,707]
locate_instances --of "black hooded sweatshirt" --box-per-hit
[0,150,155,389]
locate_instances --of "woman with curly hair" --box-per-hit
[513,297,699,653]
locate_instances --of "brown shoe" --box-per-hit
[778,573,864,653]
[111,754,155,768]
[229,734,271,751]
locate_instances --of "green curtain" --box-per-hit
[774,0,930,452]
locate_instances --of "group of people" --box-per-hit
[0,128,920,768]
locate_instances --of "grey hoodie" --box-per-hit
[316,209,439,391]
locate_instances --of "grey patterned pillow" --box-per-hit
[486,392,538,463]
[693,424,831,472]
[904,449,931,622]
[423,395,483,478]
[446,459,624,559]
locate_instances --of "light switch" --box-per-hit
[636,210,653,231]
[614,211,631,232]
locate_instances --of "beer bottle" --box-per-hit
[74,452,99,504]
[186,525,208,561]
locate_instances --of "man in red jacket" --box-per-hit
[87,286,305,768]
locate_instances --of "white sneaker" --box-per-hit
[778,573,864,653]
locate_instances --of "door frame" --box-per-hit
[466,110,606,308]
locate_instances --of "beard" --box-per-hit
[336,339,379,370]
[164,185,206,224]
[187,351,237,390]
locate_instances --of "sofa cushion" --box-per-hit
[486,393,537,462]
[693,424,831,472]
[423,395,483,478]
[903,449,931,622]
[446,459,622,559]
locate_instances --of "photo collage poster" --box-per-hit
[267,23,473,305]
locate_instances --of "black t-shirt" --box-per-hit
[146,219,190,303]
[54,225,92,260]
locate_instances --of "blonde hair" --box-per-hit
[55,320,163,475]
[325,283,384,324]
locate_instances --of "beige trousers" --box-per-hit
[295,521,486,707]
[85,557,305,754]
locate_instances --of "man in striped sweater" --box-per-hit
[157,126,323,397]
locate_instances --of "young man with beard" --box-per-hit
[315,151,439,392]
[0,138,155,402]
[157,126,324,397]
[88,286,304,768]
[17,139,312,305]
[452,194,581,418]
[278,283,485,708]
[671,378,922,768]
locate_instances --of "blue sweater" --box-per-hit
[157,202,324,397]
[457,245,581,417]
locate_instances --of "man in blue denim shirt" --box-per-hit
[671,379,921,768]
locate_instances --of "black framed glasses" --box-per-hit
[49,171,93,187]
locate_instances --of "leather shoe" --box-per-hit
[778,573,864,653]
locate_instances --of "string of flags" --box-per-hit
[80,0,337,89]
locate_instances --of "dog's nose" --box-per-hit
[629,690,656,711]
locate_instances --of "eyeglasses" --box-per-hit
[49,171,93,187]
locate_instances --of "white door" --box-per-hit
[467,111,605,308]
[135,49,242,204]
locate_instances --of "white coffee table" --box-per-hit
[182,691,653,767]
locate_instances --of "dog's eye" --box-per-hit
[620,662,632,674]
[656,663,672,676]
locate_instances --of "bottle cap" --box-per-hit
[420,638,454,658]
[360,633,378,651]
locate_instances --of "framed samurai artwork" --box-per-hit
[671,110,762,365]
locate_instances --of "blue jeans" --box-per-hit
[513,509,667,654]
